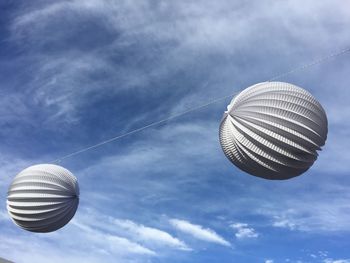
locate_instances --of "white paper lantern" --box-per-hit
[219,82,328,180]
[7,164,79,232]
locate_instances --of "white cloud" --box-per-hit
[72,220,156,256]
[72,208,193,255]
[272,216,297,231]
[0,234,104,263]
[112,219,191,251]
[169,219,230,247]
[5,0,350,166]
[283,198,350,232]
[0,219,155,263]
[259,184,350,233]
[12,1,108,31]
[265,260,274,263]
[9,0,350,125]
[319,251,329,258]
[324,259,350,263]
[230,223,259,239]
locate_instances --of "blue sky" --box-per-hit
[0,1,350,262]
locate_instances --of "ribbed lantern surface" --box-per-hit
[219,82,328,180]
[7,164,79,233]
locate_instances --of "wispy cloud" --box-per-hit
[0,224,153,263]
[230,223,259,239]
[324,259,350,263]
[272,213,298,231]
[9,0,350,126]
[72,220,156,256]
[112,219,191,251]
[262,191,350,233]
[169,219,230,247]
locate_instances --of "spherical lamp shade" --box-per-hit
[219,82,328,180]
[7,164,79,232]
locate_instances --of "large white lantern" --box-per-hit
[7,164,79,232]
[219,82,328,180]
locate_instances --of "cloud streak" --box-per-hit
[169,219,230,247]
[324,259,350,263]
[72,220,157,256]
[112,218,191,251]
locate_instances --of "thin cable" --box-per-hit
[52,46,350,163]
[52,94,235,163]
[269,46,350,81]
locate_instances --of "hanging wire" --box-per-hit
[53,46,350,163]
[52,94,235,163]
[268,46,350,81]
